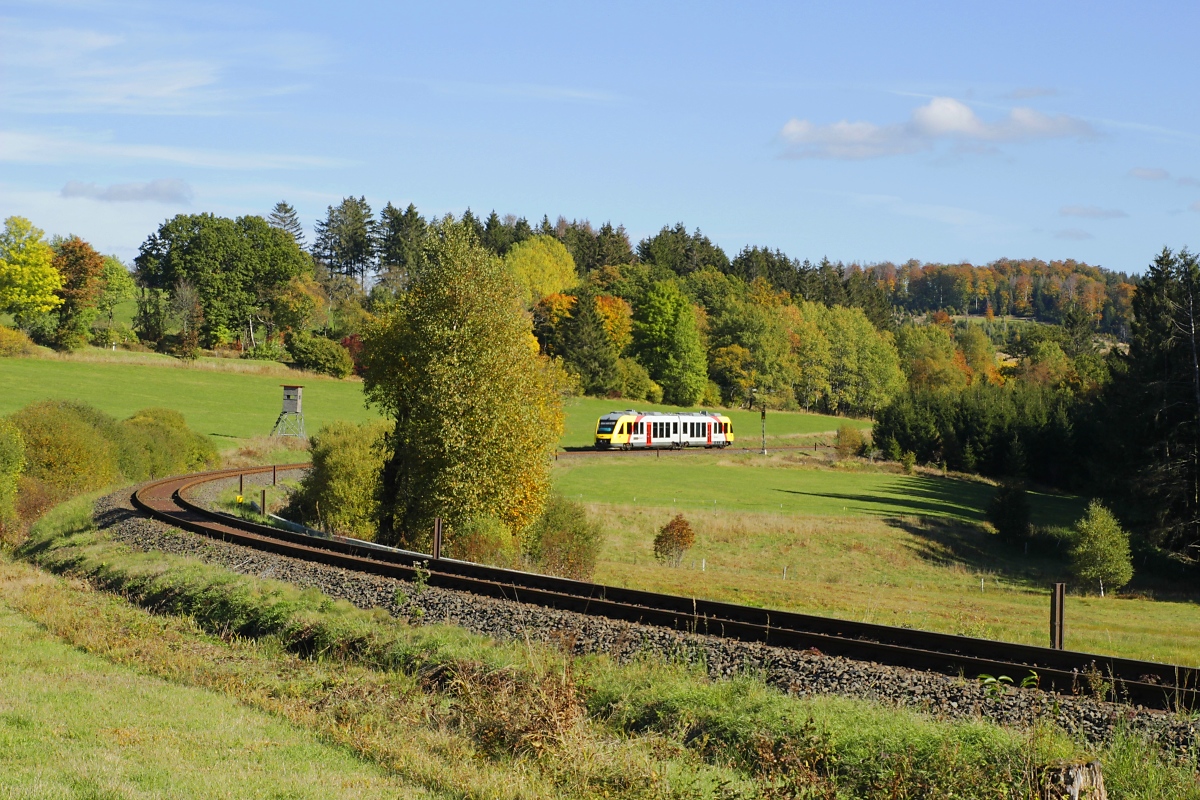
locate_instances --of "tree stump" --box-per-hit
[1041,761,1107,800]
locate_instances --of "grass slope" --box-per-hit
[0,599,423,799]
[553,451,1082,526]
[0,355,377,448]
[586,504,1200,665]
[0,353,866,452]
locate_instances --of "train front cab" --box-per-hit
[594,413,635,449]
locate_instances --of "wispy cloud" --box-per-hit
[1060,205,1127,219]
[62,178,192,204]
[1055,229,1095,240]
[1004,87,1058,100]
[779,97,1093,159]
[1129,167,1170,180]
[1191,201,1200,214]
[1180,177,1200,187]
[0,19,321,115]
[0,130,348,170]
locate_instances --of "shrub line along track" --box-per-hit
[133,465,1200,711]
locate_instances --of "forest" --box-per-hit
[0,198,1193,564]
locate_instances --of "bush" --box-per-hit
[0,325,35,357]
[900,450,916,474]
[524,495,602,580]
[616,357,662,403]
[653,513,695,567]
[285,420,389,540]
[988,482,1031,544]
[451,515,518,568]
[241,340,289,362]
[1070,501,1133,596]
[340,334,365,375]
[287,332,355,378]
[0,419,24,529]
[701,380,723,408]
[835,423,864,460]
[7,401,119,495]
[118,408,218,480]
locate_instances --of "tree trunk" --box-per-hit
[1040,761,1107,800]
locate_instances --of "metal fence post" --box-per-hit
[433,517,443,560]
[272,464,277,485]
[261,488,267,517]
[1050,582,1065,650]
[239,473,243,495]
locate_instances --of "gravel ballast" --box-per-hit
[91,487,1199,754]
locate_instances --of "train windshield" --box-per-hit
[597,421,616,433]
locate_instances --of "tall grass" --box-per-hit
[14,494,1200,798]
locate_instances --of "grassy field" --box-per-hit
[0,350,864,451]
[549,452,1200,665]
[554,449,1081,525]
[0,353,378,447]
[0,599,423,799]
[585,503,1200,665]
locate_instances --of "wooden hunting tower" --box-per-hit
[271,384,306,437]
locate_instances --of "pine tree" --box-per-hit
[268,201,305,248]
[562,292,619,396]
[313,197,376,290]
[376,202,427,294]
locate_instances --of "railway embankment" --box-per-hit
[93,487,1200,754]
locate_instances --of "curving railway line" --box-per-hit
[133,464,1200,712]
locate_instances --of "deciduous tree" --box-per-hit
[0,216,62,319]
[51,236,105,350]
[362,217,567,547]
[633,281,707,405]
[504,235,577,308]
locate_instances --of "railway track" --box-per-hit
[133,465,1200,711]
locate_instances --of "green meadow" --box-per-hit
[553,450,1082,526]
[0,353,377,447]
[0,350,861,451]
[0,598,423,799]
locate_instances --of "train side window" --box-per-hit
[673,422,678,434]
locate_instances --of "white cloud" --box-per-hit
[779,97,1093,159]
[0,130,348,170]
[1191,201,1200,213]
[1054,229,1094,240]
[1179,177,1200,188]
[62,178,192,204]
[1129,167,1170,180]
[1060,205,1128,219]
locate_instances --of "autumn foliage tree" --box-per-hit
[362,217,567,549]
[51,236,105,350]
[0,216,62,321]
[654,513,696,567]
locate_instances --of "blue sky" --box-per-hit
[2,1,1198,274]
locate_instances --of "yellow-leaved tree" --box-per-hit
[362,217,568,549]
[0,217,62,318]
[503,235,577,308]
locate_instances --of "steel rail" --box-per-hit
[131,466,1200,711]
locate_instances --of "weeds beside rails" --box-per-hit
[12,495,1200,799]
